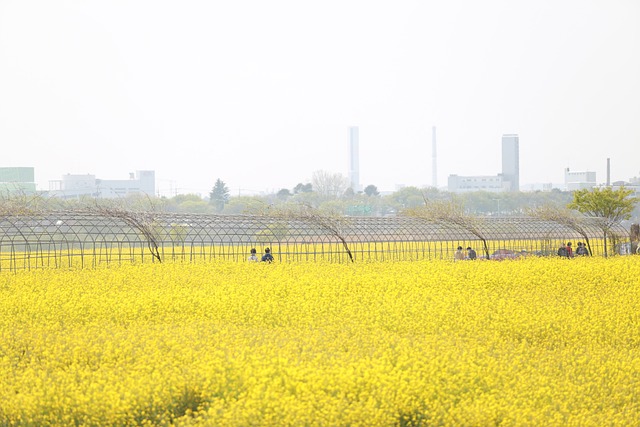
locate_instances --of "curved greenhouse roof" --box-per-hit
[0,211,630,271]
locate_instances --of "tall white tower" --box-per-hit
[348,126,360,191]
[501,134,520,192]
[432,126,437,188]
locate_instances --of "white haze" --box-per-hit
[1,0,639,196]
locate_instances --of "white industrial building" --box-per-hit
[448,134,520,193]
[564,168,596,191]
[447,174,508,193]
[0,167,36,194]
[49,170,155,199]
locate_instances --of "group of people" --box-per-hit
[454,242,591,261]
[454,246,477,261]
[248,247,274,263]
[558,242,589,258]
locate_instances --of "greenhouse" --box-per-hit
[0,211,631,271]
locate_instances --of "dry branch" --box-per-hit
[87,204,163,263]
[261,203,355,262]
[527,205,594,256]
[405,195,491,259]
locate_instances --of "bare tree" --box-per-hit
[405,195,491,259]
[0,191,47,216]
[0,193,163,262]
[527,204,594,256]
[87,197,164,263]
[0,192,48,252]
[260,203,355,262]
[311,170,349,198]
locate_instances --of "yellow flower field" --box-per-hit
[1,257,639,426]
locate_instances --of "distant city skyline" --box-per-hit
[3,130,638,197]
[1,1,638,196]
[2,158,636,200]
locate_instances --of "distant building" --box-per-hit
[0,167,36,194]
[348,126,361,192]
[602,181,640,198]
[432,126,437,188]
[564,168,596,191]
[448,134,520,193]
[501,134,519,192]
[448,174,507,193]
[49,170,155,199]
[520,183,554,192]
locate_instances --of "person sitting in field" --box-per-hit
[454,246,465,261]
[261,247,274,263]
[557,243,568,258]
[576,242,589,256]
[466,247,477,260]
[248,248,259,262]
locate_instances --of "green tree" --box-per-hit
[177,200,210,213]
[387,186,424,210]
[164,194,210,213]
[170,194,203,205]
[364,184,379,197]
[568,187,638,257]
[277,188,292,200]
[343,187,355,198]
[209,178,230,212]
[293,183,313,194]
[224,196,268,215]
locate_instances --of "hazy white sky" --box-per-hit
[1,0,639,196]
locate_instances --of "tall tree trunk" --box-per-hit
[584,237,593,256]
[338,236,354,262]
[481,238,490,260]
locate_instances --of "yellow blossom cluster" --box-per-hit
[1,256,639,426]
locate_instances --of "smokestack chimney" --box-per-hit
[606,158,610,186]
[348,126,360,192]
[432,126,437,188]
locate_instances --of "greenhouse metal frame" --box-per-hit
[0,211,631,271]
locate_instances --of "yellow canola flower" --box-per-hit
[0,257,639,426]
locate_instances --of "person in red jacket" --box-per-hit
[566,242,574,258]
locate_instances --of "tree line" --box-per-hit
[1,178,638,261]
[4,174,637,224]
